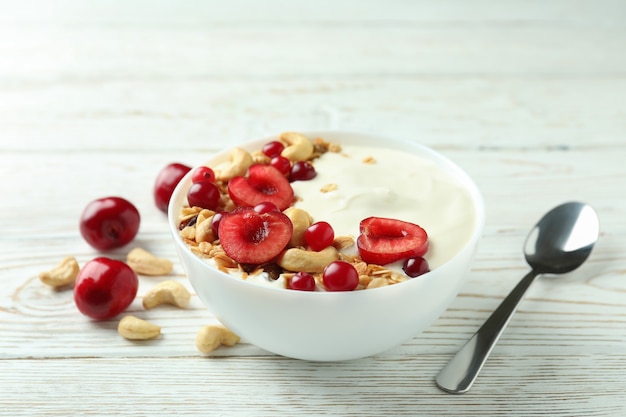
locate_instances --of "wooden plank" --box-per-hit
[2,78,625,151]
[1,356,625,416]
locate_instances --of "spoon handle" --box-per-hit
[435,269,540,393]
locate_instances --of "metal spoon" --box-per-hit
[435,201,599,394]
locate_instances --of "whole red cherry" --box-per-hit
[79,197,140,250]
[154,162,191,212]
[74,257,138,320]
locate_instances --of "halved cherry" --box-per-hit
[228,164,294,211]
[357,217,428,265]
[218,207,293,265]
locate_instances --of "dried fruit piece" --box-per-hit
[228,164,294,211]
[357,217,428,265]
[218,207,293,265]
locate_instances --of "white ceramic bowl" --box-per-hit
[169,131,484,361]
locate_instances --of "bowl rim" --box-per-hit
[168,130,485,297]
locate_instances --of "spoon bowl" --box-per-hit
[525,203,599,274]
[436,201,599,393]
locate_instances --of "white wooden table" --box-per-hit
[1,1,625,415]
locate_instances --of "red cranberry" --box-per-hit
[154,163,191,212]
[80,197,140,250]
[191,166,216,183]
[403,257,430,277]
[304,221,335,251]
[323,261,359,291]
[187,181,221,210]
[289,272,316,291]
[74,257,138,320]
[290,161,317,181]
[211,212,225,238]
[262,141,285,158]
[270,156,292,176]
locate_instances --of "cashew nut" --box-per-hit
[142,280,191,309]
[196,324,240,354]
[39,256,80,288]
[277,246,339,273]
[251,150,270,165]
[214,147,254,181]
[195,209,216,243]
[126,248,173,276]
[118,315,161,340]
[283,207,313,248]
[280,132,314,162]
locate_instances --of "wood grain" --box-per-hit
[1,1,625,415]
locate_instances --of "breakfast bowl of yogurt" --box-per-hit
[168,131,484,361]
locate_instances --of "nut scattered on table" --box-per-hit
[126,247,173,276]
[142,280,191,309]
[196,324,240,354]
[118,315,161,340]
[38,256,80,288]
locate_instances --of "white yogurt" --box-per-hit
[292,144,476,270]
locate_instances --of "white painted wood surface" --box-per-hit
[1,1,625,415]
